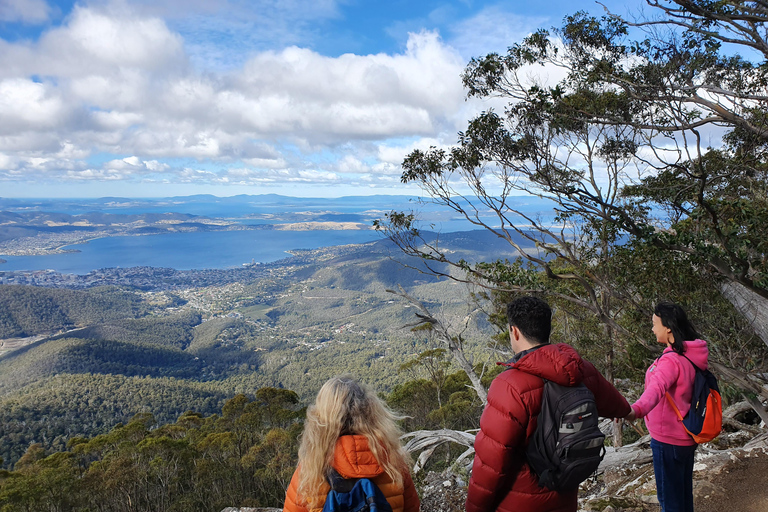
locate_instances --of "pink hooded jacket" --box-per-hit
[631,339,709,446]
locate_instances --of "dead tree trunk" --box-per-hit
[721,281,768,348]
[388,285,488,405]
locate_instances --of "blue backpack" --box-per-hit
[664,353,723,444]
[321,469,393,512]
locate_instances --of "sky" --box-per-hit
[0,0,631,198]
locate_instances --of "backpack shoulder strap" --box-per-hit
[663,350,707,420]
[661,350,702,377]
[664,393,685,421]
[327,468,358,493]
[661,351,687,420]
[680,353,703,372]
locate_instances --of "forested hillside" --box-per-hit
[0,391,304,511]
[4,0,768,508]
[0,236,513,469]
[0,364,508,511]
[0,286,146,338]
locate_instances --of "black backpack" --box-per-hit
[525,380,606,492]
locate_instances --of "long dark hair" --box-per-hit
[654,302,699,355]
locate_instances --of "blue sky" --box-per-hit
[0,0,630,198]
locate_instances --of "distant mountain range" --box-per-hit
[0,193,555,218]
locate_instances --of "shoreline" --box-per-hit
[0,222,372,258]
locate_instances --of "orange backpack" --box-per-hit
[665,354,723,444]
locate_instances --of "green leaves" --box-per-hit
[401,147,448,183]
[0,389,305,511]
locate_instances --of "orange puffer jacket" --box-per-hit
[282,435,420,512]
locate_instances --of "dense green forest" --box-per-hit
[0,286,147,338]
[0,374,232,468]
[0,391,304,512]
[0,241,501,470]
[0,366,512,512]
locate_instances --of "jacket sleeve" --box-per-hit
[631,356,681,418]
[401,470,420,512]
[581,360,631,419]
[283,467,309,512]
[465,374,528,512]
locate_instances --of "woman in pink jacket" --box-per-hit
[626,302,709,512]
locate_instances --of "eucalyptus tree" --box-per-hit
[452,2,768,298]
[380,0,768,429]
[471,3,768,406]
[377,63,653,447]
[377,40,652,384]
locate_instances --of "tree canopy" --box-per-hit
[378,0,768,420]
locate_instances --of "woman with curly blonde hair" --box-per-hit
[282,376,420,512]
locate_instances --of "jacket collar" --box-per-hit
[501,343,548,366]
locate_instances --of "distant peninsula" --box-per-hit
[0,212,373,257]
[274,221,370,231]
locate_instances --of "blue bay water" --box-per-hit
[0,229,383,274]
[0,195,559,274]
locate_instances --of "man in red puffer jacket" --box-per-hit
[466,296,630,512]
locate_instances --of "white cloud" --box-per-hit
[0,79,69,133]
[0,0,50,23]
[221,31,466,143]
[296,169,339,182]
[448,6,547,60]
[144,160,169,172]
[242,157,288,169]
[377,137,444,164]
[91,110,145,130]
[0,5,484,190]
[175,168,218,183]
[334,155,367,174]
[0,152,16,170]
[0,6,186,80]
[45,7,186,73]
[240,31,464,114]
[103,155,169,173]
[69,72,153,112]
[65,168,128,180]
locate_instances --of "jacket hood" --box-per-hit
[332,435,385,480]
[668,339,709,370]
[507,343,586,386]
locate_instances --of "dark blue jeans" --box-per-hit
[650,438,697,512]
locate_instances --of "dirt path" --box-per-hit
[695,449,768,512]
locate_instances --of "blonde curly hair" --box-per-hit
[296,376,412,504]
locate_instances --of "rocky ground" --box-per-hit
[222,435,768,512]
[224,412,768,512]
[417,431,768,512]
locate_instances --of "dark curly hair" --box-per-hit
[506,296,551,345]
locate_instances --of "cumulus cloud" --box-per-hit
[242,157,288,169]
[0,152,16,170]
[65,168,128,180]
[104,156,169,173]
[1,7,186,80]
[0,0,50,24]
[0,79,70,133]
[0,4,482,191]
[175,168,219,183]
